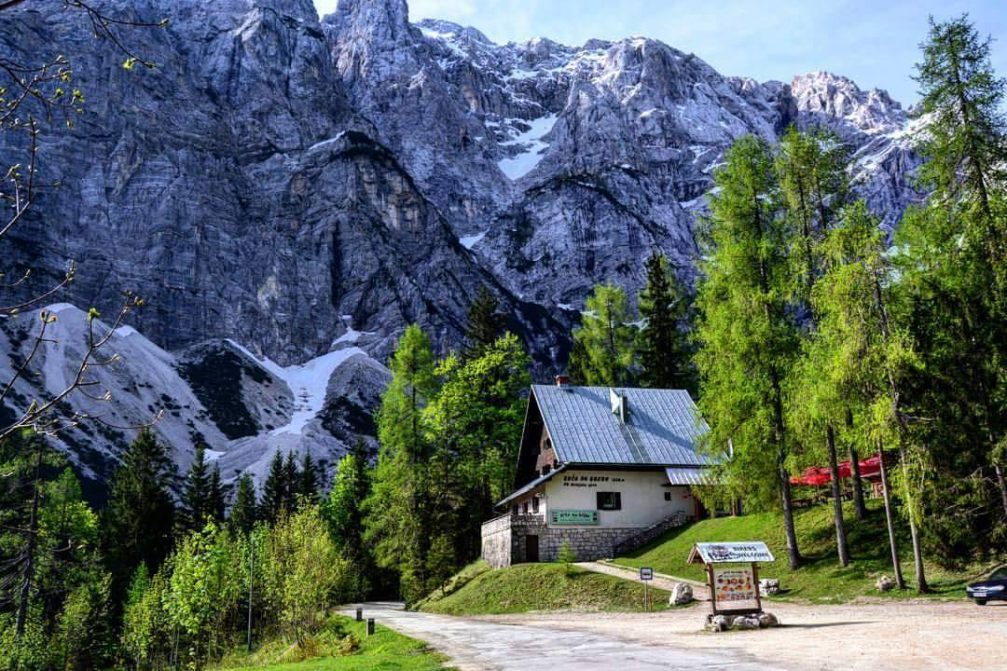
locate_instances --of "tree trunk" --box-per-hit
[878,446,905,589]
[779,464,802,570]
[994,463,1007,520]
[846,409,868,521]
[898,443,928,593]
[15,444,42,638]
[826,424,850,566]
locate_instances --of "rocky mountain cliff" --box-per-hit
[0,0,922,492]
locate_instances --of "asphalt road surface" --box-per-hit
[350,602,781,671]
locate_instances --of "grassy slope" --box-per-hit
[417,561,671,615]
[216,617,450,671]
[616,499,994,603]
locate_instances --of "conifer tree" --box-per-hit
[365,325,439,602]
[298,452,319,504]
[637,251,695,392]
[228,474,258,536]
[569,282,637,386]
[100,428,176,601]
[260,452,287,524]
[208,463,226,524]
[179,445,212,535]
[695,135,803,569]
[283,451,299,512]
[777,127,853,566]
[464,286,506,361]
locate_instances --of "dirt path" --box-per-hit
[575,560,711,598]
[349,602,780,670]
[479,600,1007,671]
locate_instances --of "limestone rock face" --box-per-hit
[0,0,923,486]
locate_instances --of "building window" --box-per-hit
[522,502,529,514]
[664,491,672,501]
[532,497,540,514]
[596,491,622,511]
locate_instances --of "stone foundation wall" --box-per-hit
[481,515,513,569]
[481,515,642,566]
[538,527,637,563]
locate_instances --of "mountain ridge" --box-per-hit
[0,0,922,490]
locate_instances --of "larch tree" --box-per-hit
[569,282,638,387]
[365,324,439,602]
[694,135,803,569]
[777,127,854,565]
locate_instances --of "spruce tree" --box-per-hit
[637,251,695,392]
[298,452,319,505]
[228,474,258,536]
[100,428,176,601]
[569,282,637,386]
[694,135,803,569]
[464,286,506,360]
[260,452,287,524]
[283,451,299,512]
[208,463,226,523]
[179,445,212,535]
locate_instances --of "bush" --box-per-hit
[558,541,577,575]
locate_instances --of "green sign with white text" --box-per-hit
[550,509,599,525]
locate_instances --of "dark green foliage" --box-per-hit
[100,428,175,602]
[178,445,214,536]
[298,452,319,505]
[464,286,506,361]
[259,452,287,524]
[227,474,257,537]
[636,251,696,392]
[283,451,299,512]
[324,440,373,597]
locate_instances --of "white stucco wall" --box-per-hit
[541,469,694,529]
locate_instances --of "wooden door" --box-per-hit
[525,535,539,563]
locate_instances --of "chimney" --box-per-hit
[555,375,569,386]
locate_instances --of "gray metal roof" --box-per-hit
[666,467,719,485]
[532,384,713,467]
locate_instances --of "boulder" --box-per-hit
[731,615,761,630]
[758,578,780,595]
[757,611,779,628]
[876,575,896,592]
[705,615,730,632]
[670,582,694,605]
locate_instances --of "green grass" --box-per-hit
[214,616,451,671]
[615,499,998,603]
[417,560,671,615]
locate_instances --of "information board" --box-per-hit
[711,566,759,612]
[550,509,599,525]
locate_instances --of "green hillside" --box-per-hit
[616,500,991,603]
[417,561,672,615]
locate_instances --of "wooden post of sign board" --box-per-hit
[707,564,718,616]
[753,562,762,613]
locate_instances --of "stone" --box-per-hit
[876,575,897,592]
[705,615,730,632]
[757,612,779,628]
[759,578,781,595]
[731,616,761,631]
[670,582,694,605]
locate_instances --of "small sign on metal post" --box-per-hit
[639,566,654,610]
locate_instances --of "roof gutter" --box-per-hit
[494,463,568,510]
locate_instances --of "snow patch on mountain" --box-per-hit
[497,114,558,179]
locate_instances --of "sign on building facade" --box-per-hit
[550,509,599,525]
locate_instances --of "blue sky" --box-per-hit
[313,0,1007,104]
